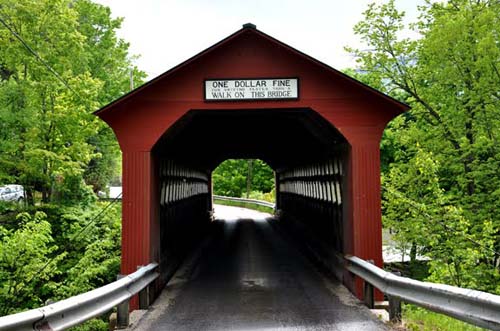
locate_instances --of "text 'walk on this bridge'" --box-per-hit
[2,23,500,331]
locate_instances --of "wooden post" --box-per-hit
[388,296,402,322]
[389,271,402,322]
[364,281,374,309]
[363,259,375,308]
[137,265,150,309]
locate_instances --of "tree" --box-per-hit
[74,0,145,193]
[212,159,274,198]
[0,1,140,322]
[0,0,145,203]
[349,0,500,292]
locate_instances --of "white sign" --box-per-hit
[205,78,299,101]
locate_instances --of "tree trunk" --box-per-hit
[246,159,253,198]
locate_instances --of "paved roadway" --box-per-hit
[133,205,387,331]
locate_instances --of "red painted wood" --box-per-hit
[121,151,153,272]
[120,151,153,309]
[96,27,407,307]
[351,141,385,300]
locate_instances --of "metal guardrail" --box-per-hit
[345,255,500,330]
[213,195,275,209]
[0,263,159,331]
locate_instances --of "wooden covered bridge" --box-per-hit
[94,23,408,329]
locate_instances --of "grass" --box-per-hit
[402,304,485,331]
[213,198,274,214]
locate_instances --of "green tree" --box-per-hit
[349,0,500,292]
[251,159,274,193]
[0,0,101,202]
[212,159,274,198]
[0,0,145,203]
[383,147,499,292]
[74,0,145,193]
[0,0,139,321]
[213,159,248,197]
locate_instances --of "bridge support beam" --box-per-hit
[121,151,159,271]
[121,151,160,309]
[344,140,384,300]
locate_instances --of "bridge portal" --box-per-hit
[95,24,408,308]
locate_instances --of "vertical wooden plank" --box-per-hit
[121,150,153,310]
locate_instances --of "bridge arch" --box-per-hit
[94,24,408,307]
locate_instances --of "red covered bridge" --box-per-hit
[95,23,408,313]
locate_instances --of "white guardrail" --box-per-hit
[346,255,500,330]
[213,195,275,209]
[0,263,159,331]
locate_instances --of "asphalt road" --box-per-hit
[134,206,387,331]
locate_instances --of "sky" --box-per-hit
[93,0,425,80]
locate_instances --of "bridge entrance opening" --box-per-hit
[153,108,348,284]
[212,159,275,202]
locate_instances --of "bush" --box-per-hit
[403,305,484,331]
[246,190,275,203]
[0,201,122,316]
[68,317,108,331]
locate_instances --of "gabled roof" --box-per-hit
[94,23,409,117]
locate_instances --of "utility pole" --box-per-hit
[129,68,134,91]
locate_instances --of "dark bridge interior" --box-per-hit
[152,108,349,281]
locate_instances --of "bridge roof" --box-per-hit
[94,24,409,118]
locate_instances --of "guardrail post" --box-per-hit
[388,295,402,322]
[363,281,374,309]
[139,285,150,309]
[363,260,375,309]
[388,271,402,322]
[137,265,150,309]
[116,274,129,328]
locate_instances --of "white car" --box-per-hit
[0,185,25,202]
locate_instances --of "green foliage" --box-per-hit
[0,0,144,203]
[51,175,97,207]
[0,212,64,315]
[68,317,108,331]
[383,147,442,261]
[250,160,274,193]
[383,147,499,291]
[84,130,122,193]
[0,0,135,317]
[0,202,121,316]
[247,190,275,203]
[350,0,500,293]
[403,304,484,331]
[55,203,121,298]
[212,159,274,198]
[0,200,23,216]
[213,159,247,197]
